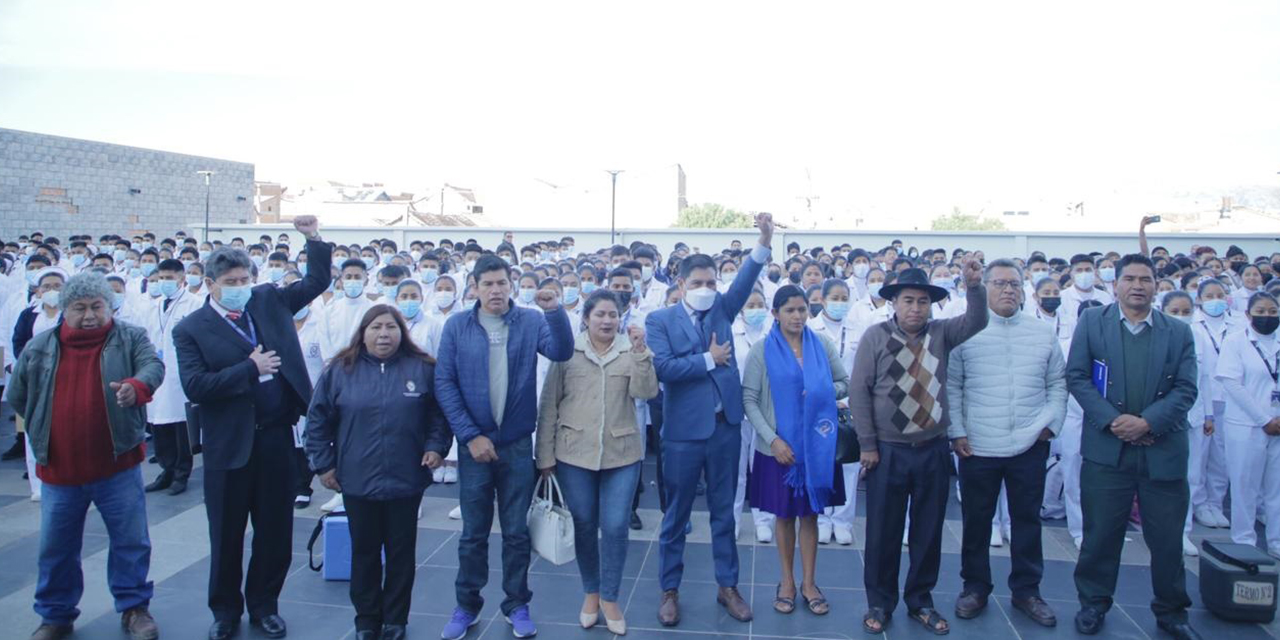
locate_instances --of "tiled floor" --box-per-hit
[0,416,1278,639]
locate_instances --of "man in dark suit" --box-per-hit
[1065,253,1201,640]
[644,212,772,627]
[174,216,330,640]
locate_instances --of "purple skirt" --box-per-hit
[748,450,846,518]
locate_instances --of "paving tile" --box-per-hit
[1119,602,1275,639]
[625,577,758,635]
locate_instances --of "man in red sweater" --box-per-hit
[9,272,166,640]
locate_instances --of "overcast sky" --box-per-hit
[2,0,1278,229]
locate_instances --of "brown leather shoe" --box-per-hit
[717,586,753,622]
[658,589,680,627]
[1012,596,1057,627]
[954,590,988,619]
[122,606,160,640]
[30,623,73,640]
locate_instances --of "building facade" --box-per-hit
[0,128,254,238]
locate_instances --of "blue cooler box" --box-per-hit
[322,512,353,581]
[1200,540,1278,623]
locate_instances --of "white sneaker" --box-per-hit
[990,526,1004,548]
[902,530,909,546]
[755,525,773,544]
[449,505,462,520]
[1182,535,1199,557]
[817,522,833,545]
[1073,536,1083,551]
[1209,506,1231,528]
[1194,506,1220,528]
[442,466,458,484]
[294,495,311,508]
[30,492,40,502]
[432,468,445,483]
[1001,525,1012,543]
[834,526,854,546]
[320,493,343,513]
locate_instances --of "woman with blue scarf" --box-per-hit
[743,285,849,616]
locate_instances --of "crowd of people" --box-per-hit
[1,212,1278,640]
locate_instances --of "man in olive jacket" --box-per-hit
[1065,254,1200,640]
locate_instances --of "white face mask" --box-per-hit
[685,286,716,312]
[434,290,456,309]
[852,263,870,279]
[641,266,654,282]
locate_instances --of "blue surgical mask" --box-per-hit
[743,308,768,328]
[826,301,851,321]
[518,288,536,303]
[1201,299,1228,318]
[1098,267,1116,283]
[562,286,580,305]
[218,284,252,311]
[25,271,40,287]
[1030,270,1050,285]
[398,300,422,319]
[266,267,285,283]
[582,282,598,294]
[198,250,211,261]
[1074,271,1095,290]
[129,267,142,279]
[298,263,307,277]
[931,277,954,291]
[1173,313,1194,325]
[362,256,377,270]
[159,279,180,298]
[294,305,310,321]
[71,253,87,267]
[111,292,125,311]
[140,263,157,277]
[113,249,127,261]
[422,268,439,283]
[148,284,163,298]
[868,283,884,299]
[186,274,202,288]
[250,254,265,267]
[343,280,365,298]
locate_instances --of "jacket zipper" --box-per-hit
[598,354,606,469]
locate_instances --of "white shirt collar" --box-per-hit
[1121,309,1153,334]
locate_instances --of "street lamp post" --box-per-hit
[606,170,623,245]
[196,170,216,242]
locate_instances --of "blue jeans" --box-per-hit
[35,465,153,625]
[555,461,641,602]
[456,436,536,616]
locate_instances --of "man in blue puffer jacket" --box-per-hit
[435,254,573,640]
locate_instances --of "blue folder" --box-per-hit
[1092,359,1108,396]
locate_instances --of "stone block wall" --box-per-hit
[0,128,254,239]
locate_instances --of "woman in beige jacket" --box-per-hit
[537,289,658,635]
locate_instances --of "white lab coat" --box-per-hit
[731,316,774,534]
[145,290,203,424]
[808,312,866,531]
[1216,328,1280,550]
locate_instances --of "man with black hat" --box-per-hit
[849,260,987,635]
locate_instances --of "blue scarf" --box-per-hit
[764,324,838,513]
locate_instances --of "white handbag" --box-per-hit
[528,474,576,565]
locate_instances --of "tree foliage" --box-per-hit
[675,203,754,228]
[930,207,1007,231]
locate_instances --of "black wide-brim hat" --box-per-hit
[879,267,949,303]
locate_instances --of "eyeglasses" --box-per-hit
[988,280,1021,291]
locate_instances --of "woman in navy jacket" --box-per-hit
[305,304,450,640]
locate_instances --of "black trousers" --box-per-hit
[292,447,315,497]
[1075,444,1191,624]
[204,426,295,621]
[959,441,1050,599]
[344,494,422,630]
[151,421,192,482]
[863,439,951,614]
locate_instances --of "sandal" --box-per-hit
[773,584,796,614]
[801,586,829,615]
[910,607,950,635]
[863,607,890,634]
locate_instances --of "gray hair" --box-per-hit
[60,272,114,310]
[983,258,1023,283]
[205,247,253,282]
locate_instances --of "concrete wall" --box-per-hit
[0,128,254,239]
[192,223,1280,260]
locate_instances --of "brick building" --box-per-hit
[0,128,254,238]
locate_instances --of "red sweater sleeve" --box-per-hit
[123,378,154,405]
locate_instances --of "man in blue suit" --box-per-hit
[646,212,773,627]
[1065,254,1201,640]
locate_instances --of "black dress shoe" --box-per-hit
[208,619,239,640]
[1012,596,1056,627]
[1074,608,1105,635]
[1,434,23,460]
[250,614,287,638]
[954,590,987,619]
[168,480,188,495]
[380,624,406,640]
[630,511,642,530]
[1156,619,1203,640]
[354,631,378,640]
[144,474,172,493]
